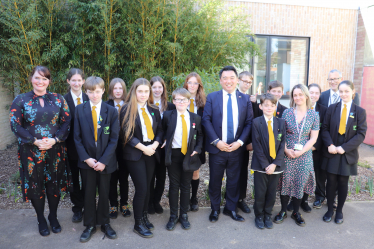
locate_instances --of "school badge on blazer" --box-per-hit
[353,125,357,131]
[104,126,110,134]
[277,134,282,141]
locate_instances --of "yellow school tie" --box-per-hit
[273,110,276,117]
[156,103,159,107]
[268,121,276,159]
[339,104,347,135]
[189,99,194,113]
[92,106,97,142]
[141,108,154,140]
[77,97,81,105]
[181,114,187,155]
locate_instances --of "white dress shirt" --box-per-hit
[71,90,83,107]
[311,103,316,111]
[114,100,124,111]
[90,100,102,146]
[187,97,198,114]
[222,89,239,143]
[154,99,164,118]
[172,110,191,149]
[138,104,153,142]
[340,100,352,125]
[328,89,340,106]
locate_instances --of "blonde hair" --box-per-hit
[289,84,312,109]
[172,88,191,100]
[108,78,127,101]
[183,72,206,108]
[84,76,105,91]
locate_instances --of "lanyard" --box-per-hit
[294,109,307,144]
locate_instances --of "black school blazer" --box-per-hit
[162,110,204,172]
[120,104,164,162]
[313,103,327,159]
[194,106,206,164]
[64,91,89,160]
[251,116,286,172]
[74,101,119,174]
[321,102,367,164]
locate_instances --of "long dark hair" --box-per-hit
[183,72,206,108]
[29,66,51,82]
[150,76,168,113]
[339,80,356,100]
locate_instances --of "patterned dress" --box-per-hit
[279,108,320,199]
[9,91,71,202]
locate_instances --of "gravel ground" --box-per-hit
[1,143,374,210]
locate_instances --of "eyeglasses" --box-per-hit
[327,78,341,82]
[240,80,252,85]
[174,98,189,103]
[187,82,199,86]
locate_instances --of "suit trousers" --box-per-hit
[126,154,156,219]
[109,156,130,207]
[149,148,167,206]
[81,168,111,227]
[69,159,85,213]
[168,149,194,217]
[239,150,250,200]
[209,148,242,211]
[253,171,280,217]
[313,152,326,201]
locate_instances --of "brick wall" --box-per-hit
[227,1,358,91]
[353,11,365,95]
[0,82,16,149]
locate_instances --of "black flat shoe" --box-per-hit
[237,200,251,213]
[223,208,245,222]
[291,212,306,227]
[101,224,117,239]
[38,222,50,237]
[120,205,131,217]
[274,211,287,224]
[300,202,312,213]
[143,211,154,231]
[166,216,178,231]
[313,199,323,209]
[179,214,191,230]
[148,203,155,215]
[287,201,293,212]
[134,219,153,238]
[80,226,96,243]
[109,206,118,219]
[264,216,273,229]
[72,210,83,223]
[48,215,62,233]
[154,202,164,214]
[335,212,343,224]
[323,211,334,223]
[209,210,220,223]
[255,216,265,229]
[190,198,199,212]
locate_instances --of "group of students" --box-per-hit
[9,65,367,242]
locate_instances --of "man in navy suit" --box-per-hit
[202,66,253,223]
[318,69,360,108]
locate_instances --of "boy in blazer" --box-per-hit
[74,76,119,242]
[251,93,286,230]
[161,88,204,231]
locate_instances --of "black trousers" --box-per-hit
[253,171,280,217]
[68,159,85,213]
[149,148,166,206]
[313,152,326,201]
[81,168,111,227]
[109,157,129,207]
[126,154,155,219]
[239,150,250,200]
[209,148,242,211]
[168,149,194,217]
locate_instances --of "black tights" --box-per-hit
[326,172,349,217]
[31,194,60,230]
[281,195,302,213]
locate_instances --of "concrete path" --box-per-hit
[1,202,374,249]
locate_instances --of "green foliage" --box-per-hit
[1,0,258,96]
[367,176,373,197]
[355,177,361,194]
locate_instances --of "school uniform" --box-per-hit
[74,100,119,227]
[252,100,288,119]
[162,109,204,217]
[251,116,286,218]
[187,100,206,165]
[120,103,163,220]
[64,90,89,215]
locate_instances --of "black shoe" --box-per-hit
[223,207,245,222]
[287,201,293,212]
[237,200,251,213]
[291,212,306,227]
[300,202,312,213]
[38,221,50,237]
[313,199,323,209]
[80,226,96,243]
[154,202,164,214]
[72,210,83,223]
[143,211,154,231]
[166,216,178,231]
[148,203,155,215]
[190,198,199,212]
[335,212,343,224]
[209,210,220,223]
[274,211,287,224]
[134,219,153,238]
[179,214,191,230]
[255,216,265,229]
[109,206,118,219]
[120,205,131,217]
[101,224,117,239]
[48,215,62,234]
[264,216,273,229]
[323,211,334,223]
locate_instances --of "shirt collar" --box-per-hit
[341,100,352,109]
[115,100,124,106]
[264,115,274,123]
[90,100,102,109]
[71,90,82,101]
[177,110,189,117]
[137,103,147,109]
[330,89,339,96]
[311,103,316,110]
[222,89,237,96]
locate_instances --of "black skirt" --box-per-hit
[321,134,357,176]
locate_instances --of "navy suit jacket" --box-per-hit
[318,90,360,108]
[202,90,253,154]
[74,101,119,174]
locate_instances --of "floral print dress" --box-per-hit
[279,108,320,199]
[9,91,71,202]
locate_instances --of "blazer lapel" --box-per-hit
[83,93,89,103]
[188,113,195,145]
[169,110,178,143]
[66,92,75,117]
[273,117,280,150]
[345,103,356,139]
[334,102,342,133]
[147,105,157,132]
[84,102,95,138]
[236,90,245,124]
[97,102,108,139]
[218,90,223,117]
[260,117,270,159]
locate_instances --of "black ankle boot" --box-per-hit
[143,211,154,231]
[133,219,153,238]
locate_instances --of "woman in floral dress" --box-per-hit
[274,84,319,227]
[9,66,71,236]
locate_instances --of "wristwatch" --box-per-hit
[212,139,220,147]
